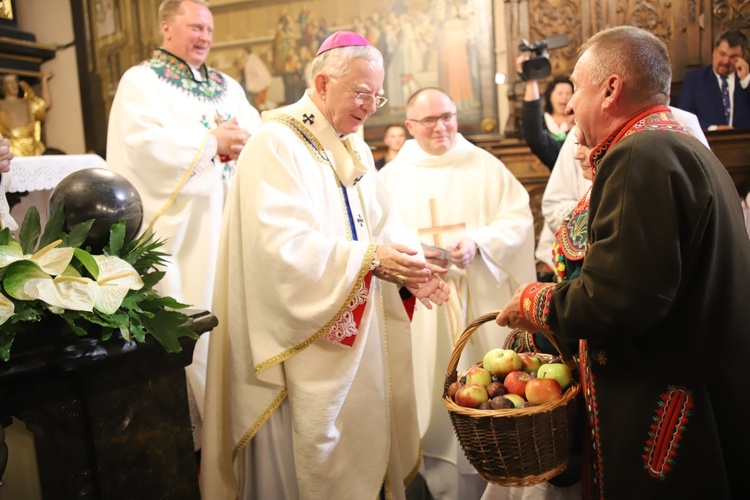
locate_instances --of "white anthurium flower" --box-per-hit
[92,255,144,314]
[4,260,97,312]
[0,292,14,326]
[0,239,74,275]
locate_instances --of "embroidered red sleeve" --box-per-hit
[519,282,556,335]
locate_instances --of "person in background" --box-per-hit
[380,87,536,500]
[678,29,750,130]
[515,55,574,170]
[200,31,450,500]
[105,0,261,457]
[498,26,750,499]
[374,123,407,170]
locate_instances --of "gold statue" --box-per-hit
[0,72,54,156]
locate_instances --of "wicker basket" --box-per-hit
[442,312,580,487]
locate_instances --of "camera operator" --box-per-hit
[516,53,574,170]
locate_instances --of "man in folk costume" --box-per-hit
[380,88,536,500]
[498,26,750,499]
[200,31,451,499]
[106,0,261,451]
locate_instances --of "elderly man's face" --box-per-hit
[161,0,213,67]
[322,58,384,136]
[566,51,605,148]
[712,40,744,77]
[404,90,458,156]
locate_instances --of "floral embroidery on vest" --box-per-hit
[147,49,228,102]
[642,385,693,479]
[580,340,605,498]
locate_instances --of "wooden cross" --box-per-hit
[418,198,465,247]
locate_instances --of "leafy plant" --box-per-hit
[0,204,198,362]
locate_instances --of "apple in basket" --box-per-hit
[464,366,492,388]
[482,348,522,378]
[454,384,489,409]
[537,362,573,390]
[503,393,526,408]
[503,371,532,397]
[525,377,563,405]
[519,353,544,374]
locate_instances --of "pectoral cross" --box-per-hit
[418,198,465,248]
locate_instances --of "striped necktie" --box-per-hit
[721,76,730,124]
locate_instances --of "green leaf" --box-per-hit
[140,270,166,289]
[105,219,127,256]
[129,323,146,343]
[0,227,11,246]
[18,206,41,254]
[66,219,95,249]
[140,306,197,353]
[147,295,190,310]
[38,202,66,249]
[73,248,100,280]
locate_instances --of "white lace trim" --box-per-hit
[181,134,219,197]
[7,154,106,193]
[324,277,371,347]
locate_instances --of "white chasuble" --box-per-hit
[380,136,536,467]
[201,92,421,500]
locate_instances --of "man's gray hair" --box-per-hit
[310,45,383,80]
[158,0,208,23]
[580,26,671,105]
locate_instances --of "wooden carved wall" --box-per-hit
[504,0,750,112]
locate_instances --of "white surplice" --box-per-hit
[380,136,536,499]
[200,91,422,500]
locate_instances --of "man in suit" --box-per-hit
[678,30,750,130]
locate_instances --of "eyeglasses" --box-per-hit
[406,112,457,127]
[330,77,388,108]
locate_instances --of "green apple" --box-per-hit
[537,362,572,390]
[464,366,492,388]
[482,348,522,378]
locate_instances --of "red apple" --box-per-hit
[519,353,543,374]
[482,348,522,378]
[454,384,489,409]
[503,393,526,408]
[503,370,532,397]
[537,362,573,390]
[525,377,563,405]
[487,381,508,399]
[464,366,492,388]
[448,381,462,399]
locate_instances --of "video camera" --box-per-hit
[518,34,569,81]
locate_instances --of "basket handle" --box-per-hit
[445,311,577,382]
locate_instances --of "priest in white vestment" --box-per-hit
[105,0,261,450]
[380,88,537,500]
[200,31,450,500]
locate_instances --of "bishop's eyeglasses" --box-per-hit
[406,112,457,128]
[330,77,388,108]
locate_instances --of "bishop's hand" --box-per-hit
[407,269,450,309]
